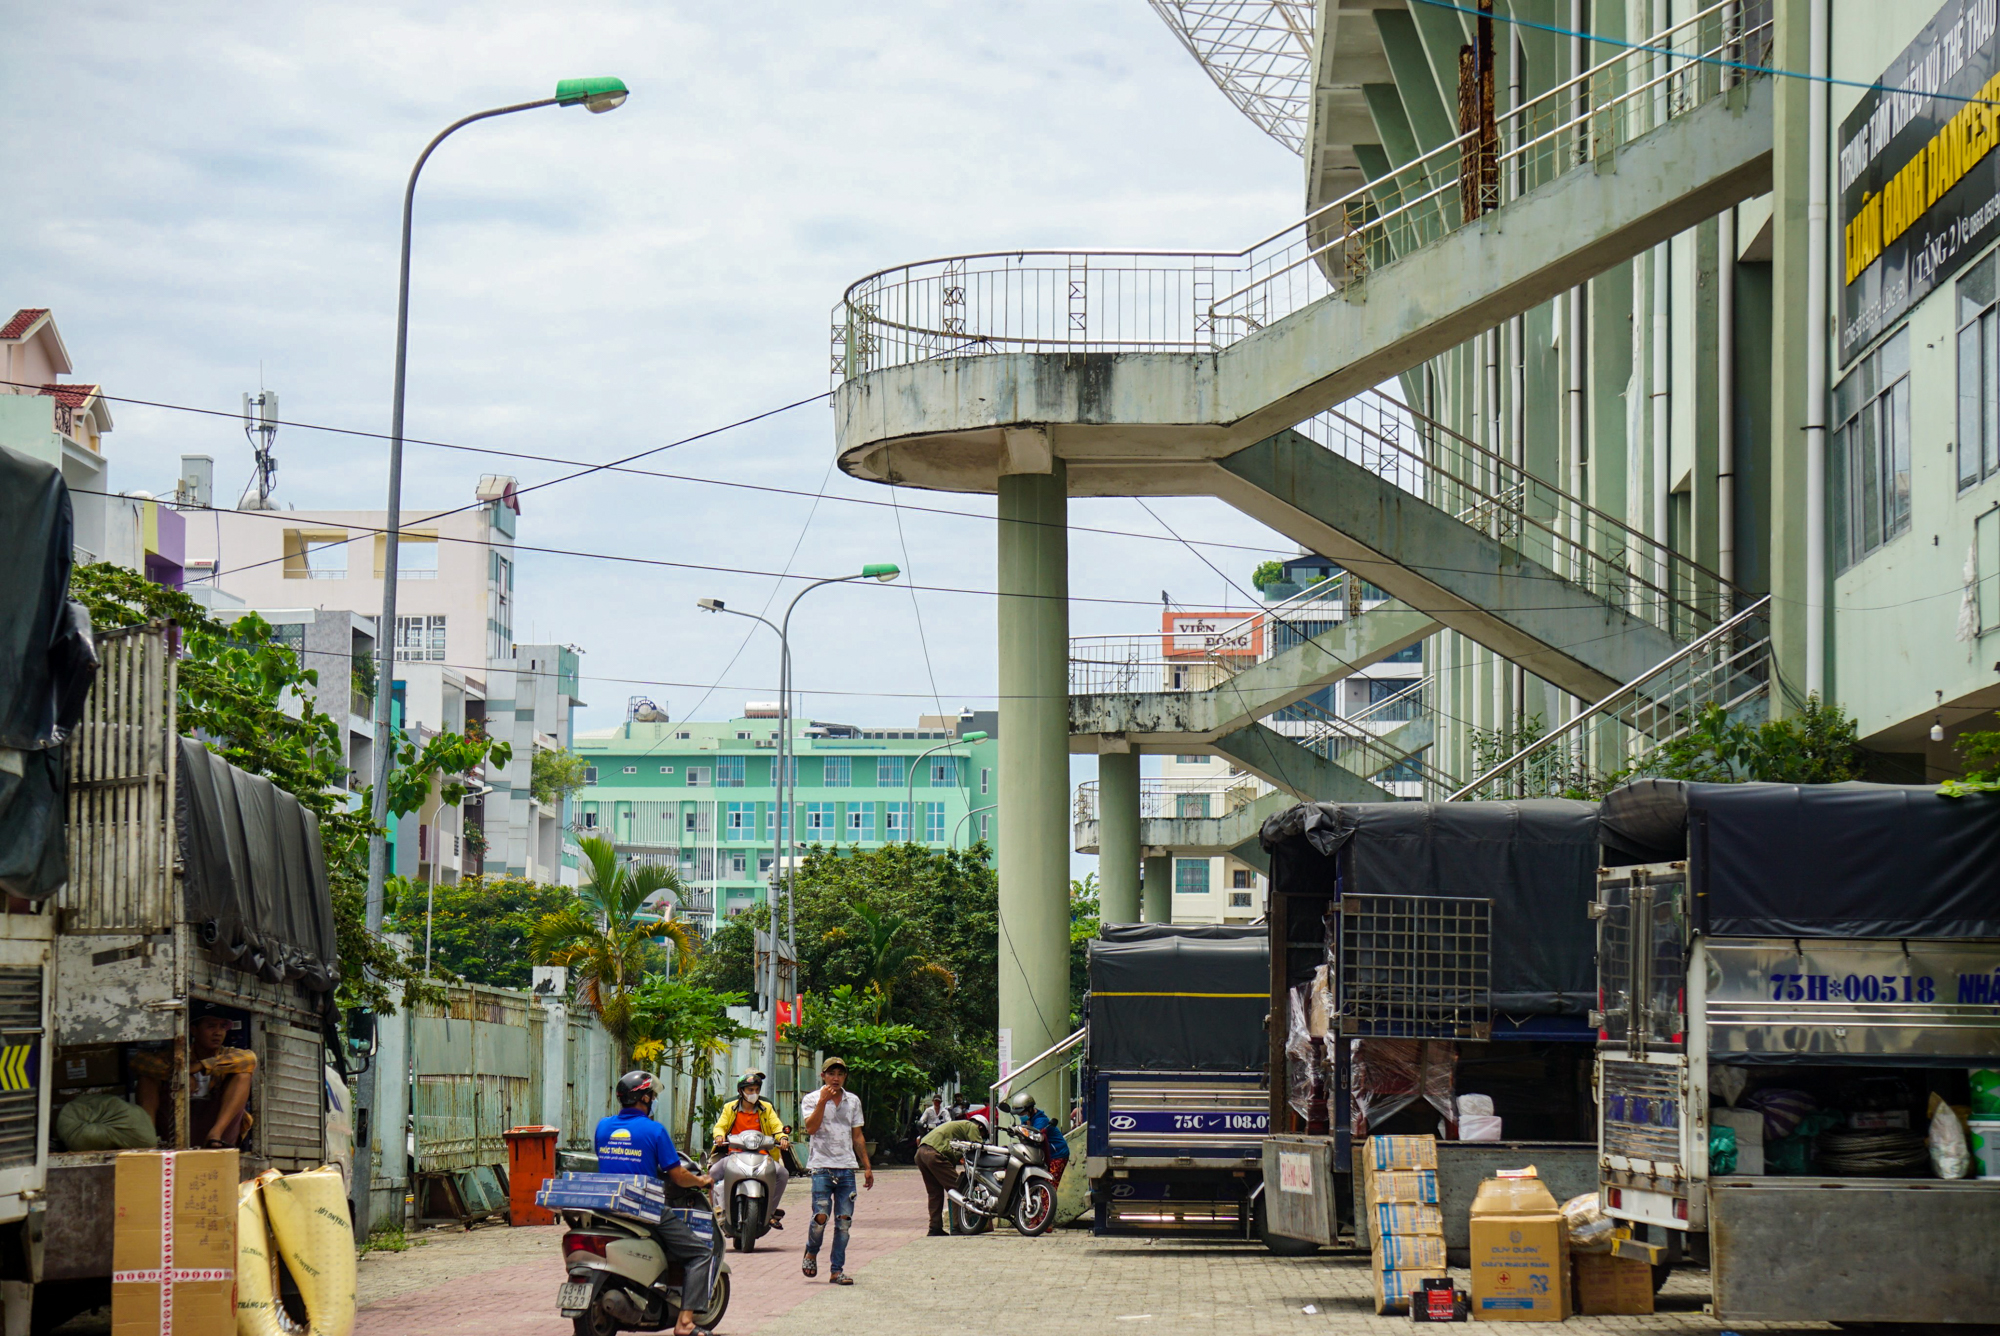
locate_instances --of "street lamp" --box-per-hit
[360,76,627,1243]
[697,563,899,1077]
[951,803,997,850]
[905,732,988,845]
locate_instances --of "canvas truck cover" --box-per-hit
[1600,779,2000,939]
[177,739,339,999]
[1260,799,1600,1017]
[0,443,97,900]
[1087,928,1268,1071]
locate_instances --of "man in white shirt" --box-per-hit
[797,1057,873,1284]
[918,1095,947,1131]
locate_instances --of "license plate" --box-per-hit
[557,1281,593,1315]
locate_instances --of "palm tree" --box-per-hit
[531,836,695,1064]
[851,903,953,1019]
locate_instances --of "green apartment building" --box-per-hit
[572,707,998,929]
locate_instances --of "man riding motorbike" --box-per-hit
[594,1071,720,1336]
[1005,1091,1070,1185]
[708,1072,790,1227]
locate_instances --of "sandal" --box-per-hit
[801,1256,818,1278]
[829,1273,853,1286]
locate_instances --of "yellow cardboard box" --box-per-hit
[1468,1172,1568,1322]
[1365,1134,1439,1171]
[1572,1252,1654,1315]
[112,1149,238,1336]
[1367,1169,1440,1204]
[1375,1267,1452,1316]
[1375,1201,1445,1236]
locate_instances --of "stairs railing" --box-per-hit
[1073,774,1265,829]
[1274,691,1459,795]
[831,0,1769,381]
[1447,595,1774,802]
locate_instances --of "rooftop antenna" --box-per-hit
[239,389,279,510]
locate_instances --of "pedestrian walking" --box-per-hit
[914,1108,989,1235]
[798,1056,873,1284]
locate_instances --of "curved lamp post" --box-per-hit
[697,563,899,1077]
[905,733,988,844]
[359,76,627,1242]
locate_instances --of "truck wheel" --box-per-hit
[1255,1197,1319,1257]
[1650,1230,1683,1293]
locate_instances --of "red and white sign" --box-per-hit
[1161,611,1263,659]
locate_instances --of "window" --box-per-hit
[978,813,990,843]
[1385,642,1423,664]
[1229,892,1253,908]
[736,731,751,740]
[847,803,875,841]
[1962,252,2000,492]
[929,757,959,787]
[758,856,774,875]
[806,802,835,835]
[675,731,691,740]
[1174,858,1211,896]
[726,802,754,840]
[1367,678,1421,703]
[622,765,637,775]
[730,852,747,876]
[581,810,599,828]
[823,757,852,787]
[394,614,446,662]
[584,766,598,785]
[1232,869,1253,889]
[716,756,745,788]
[490,549,514,591]
[686,766,711,788]
[1175,793,1210,819]
[1175,755,1206,765]
[876,756,906,787]
[980,767,990,796]
[1833,326,1912,571]
[658,766,673,774]
[885,802,910,839]
[925,802,945,842]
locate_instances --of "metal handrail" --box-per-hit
[991,1026,1087,1109]
[1446,595,1774,801]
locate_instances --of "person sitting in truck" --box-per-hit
[1004,1091,1069,1185]
[132,1002,258,1148]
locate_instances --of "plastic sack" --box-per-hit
[263,1166,357,1336]
[1459,1114,1503,1141]
[1559,1192,1617,1253]
[1971,1069,2000,1118]
[1711,1064,1749,1109]
[1709,1124,1738,1175]
[238,1170,286,1336]
[1350,1038,1456,1136]
[1457,1093,1495,1118]
[1928,1102,1971,1179]
[1742,1087,1816,1141]
[1286,986,1314,1121]
[55,1093,157,1151]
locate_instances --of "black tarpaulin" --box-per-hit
[1098,923,1266,943]
[1598,778,1694,866]
[177,739,338,994]
[1260,799,1600,1017]
[1087,929,1268,1072]
[1601,779,2000,939]
[0,444,97,900]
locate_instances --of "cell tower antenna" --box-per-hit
[239,389,280,510]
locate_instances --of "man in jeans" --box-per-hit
[797,1056,873,1284]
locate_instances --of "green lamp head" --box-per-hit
[862,563,901,582]
[556,77,630,113]
[961,731,990,744]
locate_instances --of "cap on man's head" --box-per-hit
[820,1056,848,1074]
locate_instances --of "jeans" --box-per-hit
[804,1168,856,1272]
[651,1209,718,1317]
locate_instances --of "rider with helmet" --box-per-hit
[913,1106,990,1235]
[594,1072,719,1336]
[1005,1090,1070,1186]
[708,1072,790,1224]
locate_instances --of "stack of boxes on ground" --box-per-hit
[1362,1134,1447,1314]
[1465,1169,1569,1320]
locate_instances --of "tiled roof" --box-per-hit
[0,309,48,340]
[38,383,97,409]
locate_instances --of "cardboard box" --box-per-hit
[56,1045,121,1090]
[1572,1253,1654,1315]
[112,1149,238,1336]
[1375,1201,1444,1236]
[1367,1169,1440,1204]
[1467,1171,1568,1322]
[1469,1174,1558,1215]
[1375,1267,1451,1315]
[1366,1134,1439,1171]
[1377,1232,1447,1270]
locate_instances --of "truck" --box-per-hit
[1256,799,1605,1260]
[0,453,339,1332]
[1082,924,1282,1242]
[1594,778,2000,1322]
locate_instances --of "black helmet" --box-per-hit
[1005,1090,1036,1118]
[736,1072,765,1093]
[617,1071,660,1107]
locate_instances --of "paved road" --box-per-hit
[354,1165,932,1334]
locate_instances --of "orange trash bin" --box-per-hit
[504,1125,561,1225]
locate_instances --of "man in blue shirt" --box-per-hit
[1004,1091,1071,1184]
[594,1072,719,1336]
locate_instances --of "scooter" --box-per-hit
[945,1121,1057,1237]
[555,1165,732,1336]
[708,1128,787,1253]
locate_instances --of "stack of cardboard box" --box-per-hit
[1362,1135,1447,1314]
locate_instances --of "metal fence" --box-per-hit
[62,625,177,934]
[410,984,547,1173]
[1073,774,1265,828]
[1337,894,1492,1040]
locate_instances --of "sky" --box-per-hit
[1,2,1310,867]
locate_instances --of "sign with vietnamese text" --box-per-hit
[1160,611,1264,659]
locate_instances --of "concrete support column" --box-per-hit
[1096,750,1142,924]
[997,457,1070,1105]
[1142,855,1172,923]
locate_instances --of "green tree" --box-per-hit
[385,874,573,989]
[67,562,427,1011]
[1069,873,1100,1027]
[1939,727,2000,797]
[1630,695,1863,786]
[531,747,591,806]
[783,983,929,1133]
[530,836,695,1064]
[1251,559,1286,589]
[688,842,996,1095]
[385,729,511,821]
[629,978,758,1147]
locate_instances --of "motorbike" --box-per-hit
[709,1128,787,1253]
[555,1161,732,1336]
[945,1122,1058,1236]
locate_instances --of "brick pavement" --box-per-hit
[353,1165,932,1334]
